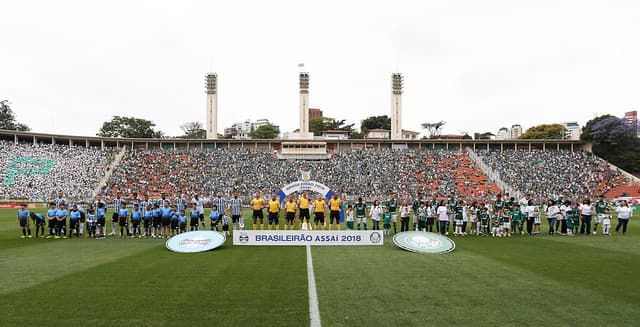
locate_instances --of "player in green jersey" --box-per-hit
[416,202,427,231]
[479,206,490,236]
[412,193,425,231]
[385,193,399,234]
[501,208,512,237]
[593,195,608,234]
[511,204,526,236]
[354,197,368,230]
[566,202,580,236]
[491,210,502,237]
[382,207,392,236]
[494,194,505,212]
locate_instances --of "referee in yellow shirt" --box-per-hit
[328,194,341,230]
[313,195,327,230]
[297,192,311,230]
[250,192,266,230]
[267,195,281,230]
[285,196,297,230]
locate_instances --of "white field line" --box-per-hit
[306,244,321,327]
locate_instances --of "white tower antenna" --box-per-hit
[205,73,218,139]
[299,68,310,134]
[391,73,404,140]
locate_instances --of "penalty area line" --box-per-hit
[306,244,321,327]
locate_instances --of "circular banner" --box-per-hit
[393,231,455,254]
[166,231,226,253]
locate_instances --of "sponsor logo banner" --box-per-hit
[166,231,226,253]
[393,231,455,254]
[0,203,22,208]
[233,230,383,246]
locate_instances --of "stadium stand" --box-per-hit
[475,150,632,202]
[106,148,500,201]
[2,139,637,203]
[0,141,117,200]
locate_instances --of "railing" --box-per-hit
[465,148,521,199]
[92,146,127,198]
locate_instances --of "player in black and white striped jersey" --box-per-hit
[228,193,243,230]
[156,193,171,208]
[174,193,187,213]
[128,193,140,236]
[139,194,152,217]
[211,192,227,230]
[54,191,66,210]
[110,192,125,236]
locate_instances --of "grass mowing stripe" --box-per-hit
[2,209,639,326]
[461,236,640,304]
[1,243,310,327]
[306,245,321,327]
[0,237,160,295]
[544,235,640,255]
[311,240,640,326]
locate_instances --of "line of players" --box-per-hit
[15,191,633,238]
[409,193,631,237]
[15,191,238,239]
[15,190,393,238]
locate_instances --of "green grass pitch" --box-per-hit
[2,208,640,326]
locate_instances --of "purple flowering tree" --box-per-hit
[583,115,640,174]
[590,117,636,145]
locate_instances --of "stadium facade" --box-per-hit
[0,129,591,153]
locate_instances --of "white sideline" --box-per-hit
[306,244,322,327]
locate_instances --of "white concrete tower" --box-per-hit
[391,73,404,140]
[205,73,218,139]
[299,72,310,134]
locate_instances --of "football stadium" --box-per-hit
[3,2,640,326]
[2,127,640,326]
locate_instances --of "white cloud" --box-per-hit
[1,0,639,138]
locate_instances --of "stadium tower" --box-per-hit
[299,71,310,134]
[391,73,404,140]
[205,73,218,139]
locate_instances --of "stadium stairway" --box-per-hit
[465,148,515,198]
[93,146,126,198]
[414,151,501,199]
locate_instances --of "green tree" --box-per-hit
[180,121,207,139]
[249,123,280,139]
[518,124,566,139]
[421,121,446,139]
[360,115,391,134]
[97,116,164,138]
[0,100,30,131]
[309,117,355,136]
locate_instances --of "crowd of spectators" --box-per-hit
[0,141,116,200]
[477,150,625,202]
[1,141,629,205]
[107,148,492,202]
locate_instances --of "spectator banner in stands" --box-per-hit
[233,230,383,246]
[393,231,455,254]
[165,231,226,253]
[3,157,56,186]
